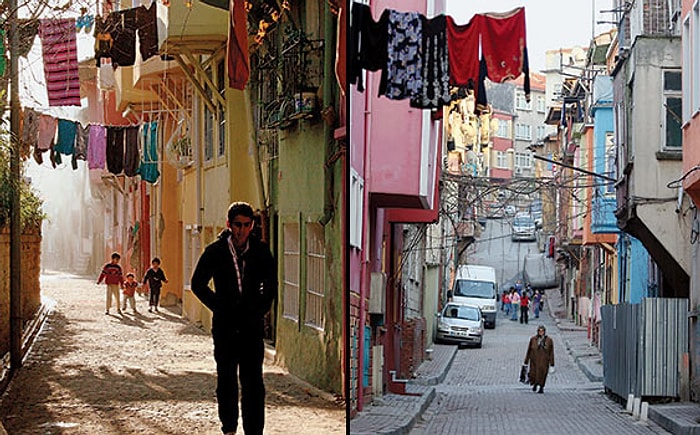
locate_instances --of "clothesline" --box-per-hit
[349,4,530,112]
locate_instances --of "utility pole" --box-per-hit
[9,0,23,371]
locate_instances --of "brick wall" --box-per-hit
[0,232,42,356]
[349,291,360,416]
[399,317,426,379]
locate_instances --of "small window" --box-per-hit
[663,70,682,149]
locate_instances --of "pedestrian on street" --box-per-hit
[510,289,520,321]
[515,279,523,295]
[122,272,139,314]
[524,325,555,394]
[143,257,168,313]
[533,290,542,319]
[502,290,510,314]
[520,291,530,324]
[191,202,277,435]
[97,252,124,315]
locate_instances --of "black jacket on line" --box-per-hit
[191,230,277,337]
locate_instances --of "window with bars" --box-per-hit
[283,223,300,321]
[305,223,326,330]
[217,60,226,158]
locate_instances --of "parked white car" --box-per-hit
[435,303,484,347]
[512,213,536,242]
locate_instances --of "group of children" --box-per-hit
[96,252,168,315]
[501,281,544,325]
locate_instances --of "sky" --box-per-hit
[446,0,615,73]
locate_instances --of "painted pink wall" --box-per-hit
[681,0,700,204]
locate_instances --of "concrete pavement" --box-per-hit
[0,271,344,434]
[350,286,700,435]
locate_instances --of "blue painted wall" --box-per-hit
[591,77,617,235]
[617,234,651,303]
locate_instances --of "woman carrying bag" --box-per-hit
[524,325,554,393]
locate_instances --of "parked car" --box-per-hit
[512,213,536,241]
[435,303,484,347]
[450,264,498,328]
[487,202,505,219]
[505,205,516,217]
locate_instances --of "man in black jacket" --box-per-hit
[191,202,277,435]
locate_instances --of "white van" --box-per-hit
[450,265,498,328]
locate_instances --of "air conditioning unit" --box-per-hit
[369,272,387,314]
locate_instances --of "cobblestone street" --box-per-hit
[0,272,344,434]
[410,304,669,434]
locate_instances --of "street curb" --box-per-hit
[410,345,458,386]
[648,404,700,435]
[349,387,436,435]
[576,356,604,382]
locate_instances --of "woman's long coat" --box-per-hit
[524,335,554,386]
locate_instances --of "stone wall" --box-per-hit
[399,317,426,379]
[0,232,42,356]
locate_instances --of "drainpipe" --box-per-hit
[318,2,337,226]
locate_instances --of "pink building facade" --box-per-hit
[349,0,444,416]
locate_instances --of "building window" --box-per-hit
[536,95,546,113]
[495,119,510,138]
[514,151,532,169]
[683,15,691,122]
[663,70,682,149]
[350,168,364,248]
[217,60,226,158]
[305,223,326,330]
[495,151,508,168]
[694,2,700,114]
[203,65,214,162]
[283,223,300,321]
[515,123,531,140]
[516,92,531,110]
[605,132,616,196]
[536,125,546,140]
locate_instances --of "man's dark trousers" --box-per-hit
[213,329,265,435]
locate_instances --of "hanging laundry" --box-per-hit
[14,19,39,57]
[480,7,530,100]
[349,3,390,94]
[38,19,81,106]
[136,2,158,62]
[106,126,125,174]
[54,119,77,156]
[446,14,481,88]
[99,62,117,90]
[227,0,250,90]
[110,8,138,67]
[384,10,422,101]
[475,57,488,115]
[94,14,116,67]
[410,14,450,109]
[87,125,107,170]
[20,108,39,156]
[139,122,160,183]
[37,114,56,151]
[76,14,94,34]
[74,123,89,161]
[124,126,140,177]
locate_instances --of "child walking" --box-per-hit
[122,273,139,314]
[97,252,124,315]
[143,257,168,312]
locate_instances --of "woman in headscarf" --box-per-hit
[524,325,554,393]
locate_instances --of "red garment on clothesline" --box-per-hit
[228,0,250,90]
[480,7,527,84]
[446,14,481,87]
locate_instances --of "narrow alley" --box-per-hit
[0,272,344,434]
